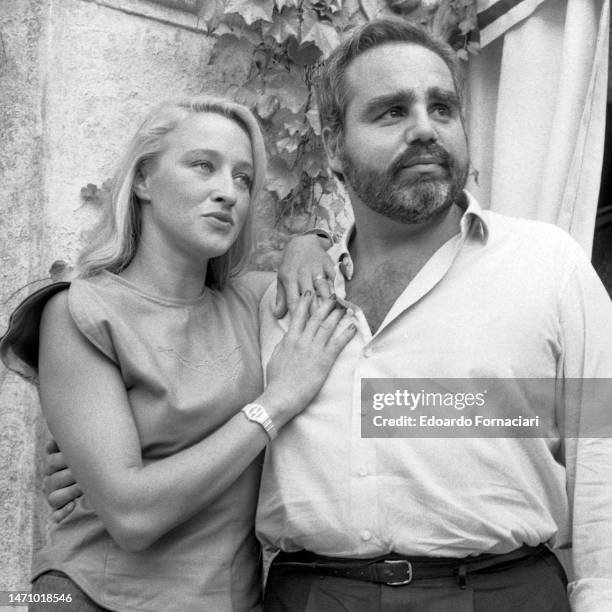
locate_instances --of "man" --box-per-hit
[256,18,612,611]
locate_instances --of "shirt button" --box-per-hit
[361,530,372,541]
[358,466,368,477]
[363,347,372,358]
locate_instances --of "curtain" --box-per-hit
[466,0,609,255]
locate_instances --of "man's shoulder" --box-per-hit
[484,210,582,254]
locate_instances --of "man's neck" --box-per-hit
[344,202,463,334]
[349,202,463,274]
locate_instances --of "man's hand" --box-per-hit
[274,234,336,318]
[43,439,82,522]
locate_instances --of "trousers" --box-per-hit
[263,547,571,612]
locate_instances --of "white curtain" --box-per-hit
[466,0,609,255]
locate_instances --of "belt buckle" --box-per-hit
[383,559,413,586]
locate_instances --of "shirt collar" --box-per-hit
[329,190,489,281]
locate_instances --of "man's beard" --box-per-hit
[340,142,469,225]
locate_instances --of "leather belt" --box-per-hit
[272,545,547,587]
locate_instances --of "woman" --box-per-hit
[0,96,354,611]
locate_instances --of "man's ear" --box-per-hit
[133,166,151,203]
[322,126,344,176]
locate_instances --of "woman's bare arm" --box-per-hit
[39,290,354,552]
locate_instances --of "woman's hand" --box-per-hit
[273,234,336,318]
[262,291,356,426]
[43,440,81,523]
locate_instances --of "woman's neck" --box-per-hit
[120,237,209,301]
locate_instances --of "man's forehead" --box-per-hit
[344,42,455,104]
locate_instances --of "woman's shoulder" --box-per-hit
[231,271,276,303]
[0,273,125,383]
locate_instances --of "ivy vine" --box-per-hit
[81,0,478,245]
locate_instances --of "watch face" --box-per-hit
[246,404,266,420]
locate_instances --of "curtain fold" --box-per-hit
[466,0,609,255]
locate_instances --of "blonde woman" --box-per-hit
[1,96,352,612]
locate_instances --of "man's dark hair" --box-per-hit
[317,18,464,137]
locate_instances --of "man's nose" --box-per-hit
[404,108,437,143]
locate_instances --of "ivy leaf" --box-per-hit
[286,38,321,67]
[301,8,341,58]
[277,133,301,153]
[266,68,309,113]
[256,94,280,119]
[313,203,331,226]
[281,114,307,136]
[302,150,325,177]
[197,0,225,31]
[224,0,274,25]
[214,13,264,45]
[49,260,75,282]
[275,0,299,8]
[262,7,299,44]
[305,109,322,136]
[267,156,301,199]
[456,48,468,61]
[210,34,256,65]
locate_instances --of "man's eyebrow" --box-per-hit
[428,87,460,107]
[362,90,416,116]
[361,87,460,116]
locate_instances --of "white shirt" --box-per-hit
[256,193,612,611]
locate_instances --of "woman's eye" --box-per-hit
[194,161,214,173]
[234,174,252,190]
[381,107,404,120]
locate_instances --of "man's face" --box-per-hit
[329,42,469,225]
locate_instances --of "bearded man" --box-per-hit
[257,18,612,612]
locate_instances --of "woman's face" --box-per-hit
[136,112,254,263]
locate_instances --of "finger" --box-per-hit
[43,450,69,476]
[286,290,313,337]
[283,274,302,315]
[44,468,77,497]
[52,501,76,523]
[273,279,288,319]
[304,295,339,337]
[312,302,348,343]
[45,439,60,454]
[297,270,314,303]
[48,484,83,512]
[323,259,337,296]
[328,321,358,354]
[313,274,332,300]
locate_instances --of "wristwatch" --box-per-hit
[241,403,278,441]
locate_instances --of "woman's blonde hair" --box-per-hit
[77,95,267,289]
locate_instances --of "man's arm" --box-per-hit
[558,239,612,611]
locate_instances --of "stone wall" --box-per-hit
[0,0,249,593]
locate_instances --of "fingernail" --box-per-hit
[304,290,311,297]
[349,323,357,331]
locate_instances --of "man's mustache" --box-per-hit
[389,144,453,179]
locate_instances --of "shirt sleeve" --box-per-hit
[67,279,119,364]
[558,238,612,611]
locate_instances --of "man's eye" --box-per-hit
[430,103,452,117]
[234,173,252,190]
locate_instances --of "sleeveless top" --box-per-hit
[15,272,266,611]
